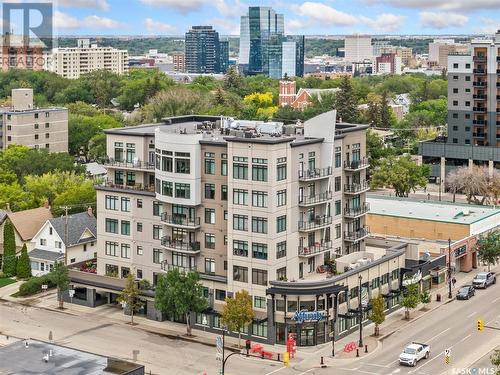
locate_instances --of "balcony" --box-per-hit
[473,133,487,139]
[473,95,487,100]
[473,56,487,62]
[497,56,500,62]
[473,82,487,87]
[473,107,487,113]
[298,191,332,206]
[497,121,500,126]
[298,215,332,231]
[298,167,332,181]
[161,236,201,253]
[473,69,486,75]
[344,203,370,218]
[344,227,370,242]
[298,241,333,257]
[161,261,197,273]
[96,182,155,195]
[344,158,369,172]
[497,82,500,87]
[103,159,155,171]
[473,120,487,125]
[344,181,370,194]
[160,213,201,229]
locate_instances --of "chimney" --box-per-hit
[43,199,50,209]
[87,206,93,216]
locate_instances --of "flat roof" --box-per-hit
[367,194,500,224]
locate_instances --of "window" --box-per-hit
[453,138,458,144]
[205,233,215,249]
[276,157,287,181]
[55,241,62,249]
[105,218,118,234]
[215,289,226,300]
[233,265,248,282]
[224,210,228,220]
[221,159,228,176]
[465,114,470,119]
[371,277,380,289]
[125,143,135,163]
[335,200,341,216]
[205,183,215,199]
[45,133,49,139]
[254,296,266,309]
[335,148,342,168]
[34,123,39,129]
[466,63,471,68]
[453,63,458,68]
[233,162,248,179]
[205,209,215,224]
[175,183,191,199]
[465,139,471,145]
[453,100,458,106]
[276,267,286,281]
[137,199,143,208]
[381,273,389,285]
[252,269,268,286]
[137,222,143,232]
[204,156,215,174]
[335,224,341,239]
[277,190,286,207]
[276,215,286,233]
[175,154,190,174]
[105,195,118,210]
[121,244,130,259]
[153,201,162,216]
[252,321,268,338]
[452,75,458,80]
[137,269,143,279]
[153,248,162,264]
[334,176,341,192]
[350,286,358,299]
[136,246,143,255]
[233,240,248,257]
[453,88,458,93]
[115,171,124,185]
[160,155,173,172]
[221,185,228,201]
[452,113,458,119]
[153,225,162,240]
[465,76,471,81]
[121,197,130,212]
[252,165,268,182]
[160,180,173,196]
[252,191,268,207]
[252,243,268,260]
[233,215,248,231]
[49,228,53,235]
[233,189,248,205]
[205,258,216,274]
[391,269,399,281]
[105,241,118,256]
[276,241,286,258]
[34,134,39,140]
[252,217,268,233]
[121,221,130,235]
[465,101,470,107]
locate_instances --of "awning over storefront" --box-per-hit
[266,284,348,296]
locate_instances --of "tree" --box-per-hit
[242,92,278,120]
[401,283,420,320]
[368,295,385,336]
[370,155,430,197]
[221,290,254,348]
[446,166,491,205]
[379,91,397,129]
[16,243,31,279]
[0,182,36,212]
[490,349,500,373]
[117,273,143,325]
[223,66,247,95]
[52,262,70,309]
[475,230,500,271]
[52,179,96,216]
[2,220,17,276]
[420,291,431,310]
[335,76,359,123]
[366,130,394,168]
[154,269,207,336]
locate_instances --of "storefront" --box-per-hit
[441,236,478,273]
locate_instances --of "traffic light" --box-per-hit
[283,352,289,367]
[477,319,484,331]
[444,355,450,365]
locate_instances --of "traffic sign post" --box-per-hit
[444,348,451,365]
[216,335,223,361]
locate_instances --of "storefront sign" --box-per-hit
[291,310,325,324]
[454,245,467,258]
[402,270,422,286]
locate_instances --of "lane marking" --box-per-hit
[298,369,315,375]
[339,369,378,375]
[466,311,477,318]
[427,328,451,343]
[491,297,500,304]
[264,366,287,375]
[362,363,390,368]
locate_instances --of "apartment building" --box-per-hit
[419,34,500,182]
[171,53,186,73]
[0,89,68,152]
[49,39,128,79]
[95,112,371,345]
[374,53,402,75]
[379,46,412,66]
[344,34,372,63]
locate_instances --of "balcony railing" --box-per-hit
[298,241,333,256]
[344,181,370,194]
[473,69,486,74]
[160,213,201,228]
[344,227,370,242]
[161,236,201,252]
[473,133,487,139]
[473,120,487,125]
[161,262,198,273]
[473,107,487,113]
[473,56,487,62]
[97,181,155,193]
[103,159,155,170]
[344,203,370,218]
[298,191,332,205]
[473,82,487,87]
[298,215,332,231]
[473,95,487,100]
[298,167,332,181]
[344,158,369,171]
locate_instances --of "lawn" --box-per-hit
[0,277,16,288]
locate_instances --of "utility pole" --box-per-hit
[60,206,70,266]
[358,274,363,348]
[448,238,452,299]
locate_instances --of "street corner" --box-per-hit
[324,337,382,366]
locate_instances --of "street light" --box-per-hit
[448,238,453,299]
[358,275,363,348]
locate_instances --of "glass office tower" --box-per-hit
[185,26,227,74]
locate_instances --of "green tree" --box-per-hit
[154,269,207,336]
[223,66,247,95]
[88,133,107,161]
[490,349,500,374]
[52,180,96,216]
[335,76,359,123]
[52,262,70,309]
[2,220,17,276]
[366,130,394,168]
[16,243,31,279]
[420,290,431,310]
[401,283,420,320]
[221,290,254,348]
[379,91,397,129]
[0,183,36,211]
[117,273,144,325]
[368,294,386,336]
[475,230,500,271]
[370,155,430,197]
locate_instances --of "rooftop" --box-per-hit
[367,195,500,225]
[8,207,53,242]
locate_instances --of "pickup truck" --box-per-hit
[472,272,496,289]
[399,342,430,367]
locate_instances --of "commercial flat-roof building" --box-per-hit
[344,34,372,63]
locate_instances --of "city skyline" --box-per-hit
[6,0,500,37]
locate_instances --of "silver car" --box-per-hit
[472,272,496,289]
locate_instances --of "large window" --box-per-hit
[205,209,216,224]
[175,152,190,174]
[161,181,173,196]
[334,176,341,192]
[252,243,268,260]
[221,159,228,176]
[254,296,267,309]
[276,157,286,181]
[153,225,162,240]
[121,221,130,235]
[105,218,118,234]
[175,183,191,199]
[233,215,248,231]
[252,217,268,234]
[153,201,162,216]
[233,265,248,283]
[252,165,268,182]
[205,233,215,249]
[277,190,286,207]
[252,321,267,337]
[276,241,287,258]
[105,195,118,210]
[233,163,248,179]
[252,191,268,207]
[121,197,130,212]
[233,189,248,205]
[105,241,118,256]
[125,143,135,163]
[204,153,215,174]
[205,258,215,274]
[276,267,286,280]
[161,154,173,172]
[233,240,248,257]
[114,142,123,162]
[204,183,215,199]
[252,268,268,286]
[153,248,162,264]
[121,244,130,259]
[221,185,228,201]
[276,215,286,233]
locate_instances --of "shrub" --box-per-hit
[18,274,56,296]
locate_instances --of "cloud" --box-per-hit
[53,11,125,29]
[360,13,406,32]
[214,0,247,18]
[58,0,110,11]
[286,19,308,33]
[419,12,468,29]
[144,18,177,34]
[479,18,500,34]
[208,18,240,35]
[381,0,500,11]
[140,0,208,14]
[291,2,358,26]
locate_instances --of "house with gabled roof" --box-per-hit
[30,208,97,276]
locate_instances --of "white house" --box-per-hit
[29,208,97,276]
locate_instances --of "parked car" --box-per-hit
[472,272,496,289]
[456,285,475,300]
[399,342,430,367]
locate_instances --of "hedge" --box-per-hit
[18,274,56,296]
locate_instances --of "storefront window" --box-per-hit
[287,300,297,313]
[252,321,267,338]
[276,299,285,312]
[276,323,286,344]
[299,300,315,311]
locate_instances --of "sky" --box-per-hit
[3,0,500,36]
